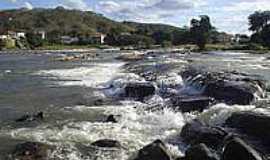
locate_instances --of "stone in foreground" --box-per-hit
[91,139,121,148]
[183,143,218,160]
[180,120,228,149]
[222,137,263,160]
[11,142,53,160]
[134,140,172,160]
[125,82,155,101]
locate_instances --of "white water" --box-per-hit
[7,103,186,159]
[35,62,125,88]
[7,57,266,160]
[10,61,187,159]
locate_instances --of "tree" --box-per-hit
[190,15,214,50]
[26,33,44,48]
[260,25,270,47]
[248,11,270,32]
[151,30,172,45]
[249,11,270,47]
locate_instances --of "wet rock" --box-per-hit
[222,137,263,160]
[203,80,257,105]
[11,142,53,160]
[91,139,121,148]
[182,143,218,160]
[134,140,172,160]
[225,111,270,144]
[181,68,266,105]
[125,83,155,101]
[116,53,144,61]
[105,115,118,123]
[15,112,44,122]
[170,96,215,112]
[180,120,228,149]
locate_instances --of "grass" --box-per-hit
[36,44,110,50]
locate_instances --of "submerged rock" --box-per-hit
[124,82,155,101]
[169,96,215,112]
[222,137,263,160]
[11,142,53,160]
[15,112,44,122]
[225,111,270,144]
[182,143,218,160]
[134,140,172,160]
[91,139,121,148]
[180,120,228,149]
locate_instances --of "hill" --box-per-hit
[0,7,184,38]
[0,7,134,37]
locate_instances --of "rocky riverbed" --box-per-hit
[0,50,269,160]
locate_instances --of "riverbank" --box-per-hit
[1,44,269,55]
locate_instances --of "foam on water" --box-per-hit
[103,73,146,97]
[207,51,249,56]
[197,103,256,126]
[35,62,125,87]
[6,102,186,159]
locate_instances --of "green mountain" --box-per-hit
[0,7,133,36]
[0,7,184,37]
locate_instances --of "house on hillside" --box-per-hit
[87,33,106,44]
[0,30,26,39]
[34,30,46,40]
[78,33,106,45]
[233,34,250,44]
[216,32,233,44]
[0,34,8,40]
[15,31,26,39]
[61,36,79,44]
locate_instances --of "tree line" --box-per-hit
[1,7,270,50]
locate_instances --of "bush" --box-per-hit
[26,33,44,49]
[161,41,172,48]
[0,38,16,49]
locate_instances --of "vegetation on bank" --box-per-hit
[0,7,270,52]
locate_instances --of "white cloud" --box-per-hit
[24,2,33,10]
[150,0,204,10]
[96,0,205,24]
[61,0,89,10]
[5,0,17,3]
[97,1,121,13]
[223,0,270,12]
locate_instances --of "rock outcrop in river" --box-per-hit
[181,68,266,105]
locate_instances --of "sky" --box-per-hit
[1,0,270,34]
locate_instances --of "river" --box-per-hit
[0,50,269,159]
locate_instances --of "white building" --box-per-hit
[61,36,79,44]
[16,32,26,38]
[0,35,8,40]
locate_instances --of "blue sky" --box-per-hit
[1,0,270,34]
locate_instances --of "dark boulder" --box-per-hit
[15,112,44,122]
[225,111,270,144]
[222,137,263,160]
[11,142,53,160]
[181,68,266,105]
[170,96,215,112]
[134,140,172,160]
[105,115,118,123]
[124,83,155,101]
[91,139,121,148]
[180,120,228,149]
[203,81,257,105]
[183,143,218,160]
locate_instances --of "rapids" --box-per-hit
[0,50,269,159]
